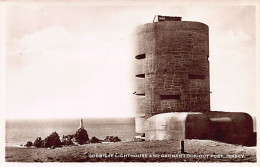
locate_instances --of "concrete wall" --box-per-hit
[135,117,145,134]
[144,111,255,146]
[185,113,209,139]
[135,20,210,119]
[204,111,254,145]
[144,112,209,141]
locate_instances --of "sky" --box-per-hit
[2,1,257,119]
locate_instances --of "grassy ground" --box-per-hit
[5,139,256,162]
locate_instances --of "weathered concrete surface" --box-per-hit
[204,111,255,146]
[144,112,209,141]
[144,112,255,146]
[135,117,145,133]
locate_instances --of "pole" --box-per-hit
[180,140,184,154]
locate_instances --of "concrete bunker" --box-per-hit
[143,111,255,146]
[205,111,255,146]
[144,112,209,141]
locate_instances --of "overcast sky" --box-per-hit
[3,2,256,119]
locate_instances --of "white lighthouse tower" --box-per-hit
[79,119,84,129]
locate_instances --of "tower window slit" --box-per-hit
[135,54,146,59]
[136,93,145,96]
[160,94,180,100]
[188,74,206,79]
[136,74,145,78]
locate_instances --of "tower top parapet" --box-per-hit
[153,15,182,22]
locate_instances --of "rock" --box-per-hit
[61,135,74,146]
[133,138,145,142]
[112,136,121,142]
[33,137,43,148]
[103,136,121,142]
[103,136,113,142]
[90,136,100,143]
[64,135,74,140]
[25,141,33,147]
[41,132,62,148]
[74,128,89,145]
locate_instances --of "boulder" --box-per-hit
[112,136,121,142]
[25,141,33,147]
[103,136,121,142]
[41,132,62,148]
[103,136,113,142]
[90,136,101,143]
[61,135,74,146]
[33,137,43,148]
[74,128,89,145]
[133,138,145,142]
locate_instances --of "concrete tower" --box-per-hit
[135,16,210,120]
[134,16,255,146]
[135,16,210,134]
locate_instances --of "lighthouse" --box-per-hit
[79,119,84,129]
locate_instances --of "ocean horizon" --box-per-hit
[6,117,136,147]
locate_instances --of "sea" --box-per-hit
[5,118,136,147]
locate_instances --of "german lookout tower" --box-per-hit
[134,15,255,146]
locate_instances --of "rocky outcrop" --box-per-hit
[90,136,101,143]
[61,135,74,146]
[33,137,43,148]
[41,132,62,148]
[103,136,121,142]
[74,128,89,145]
[27,119,123,148]
[25,141,33,147]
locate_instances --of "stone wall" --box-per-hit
[135,21,210,119]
